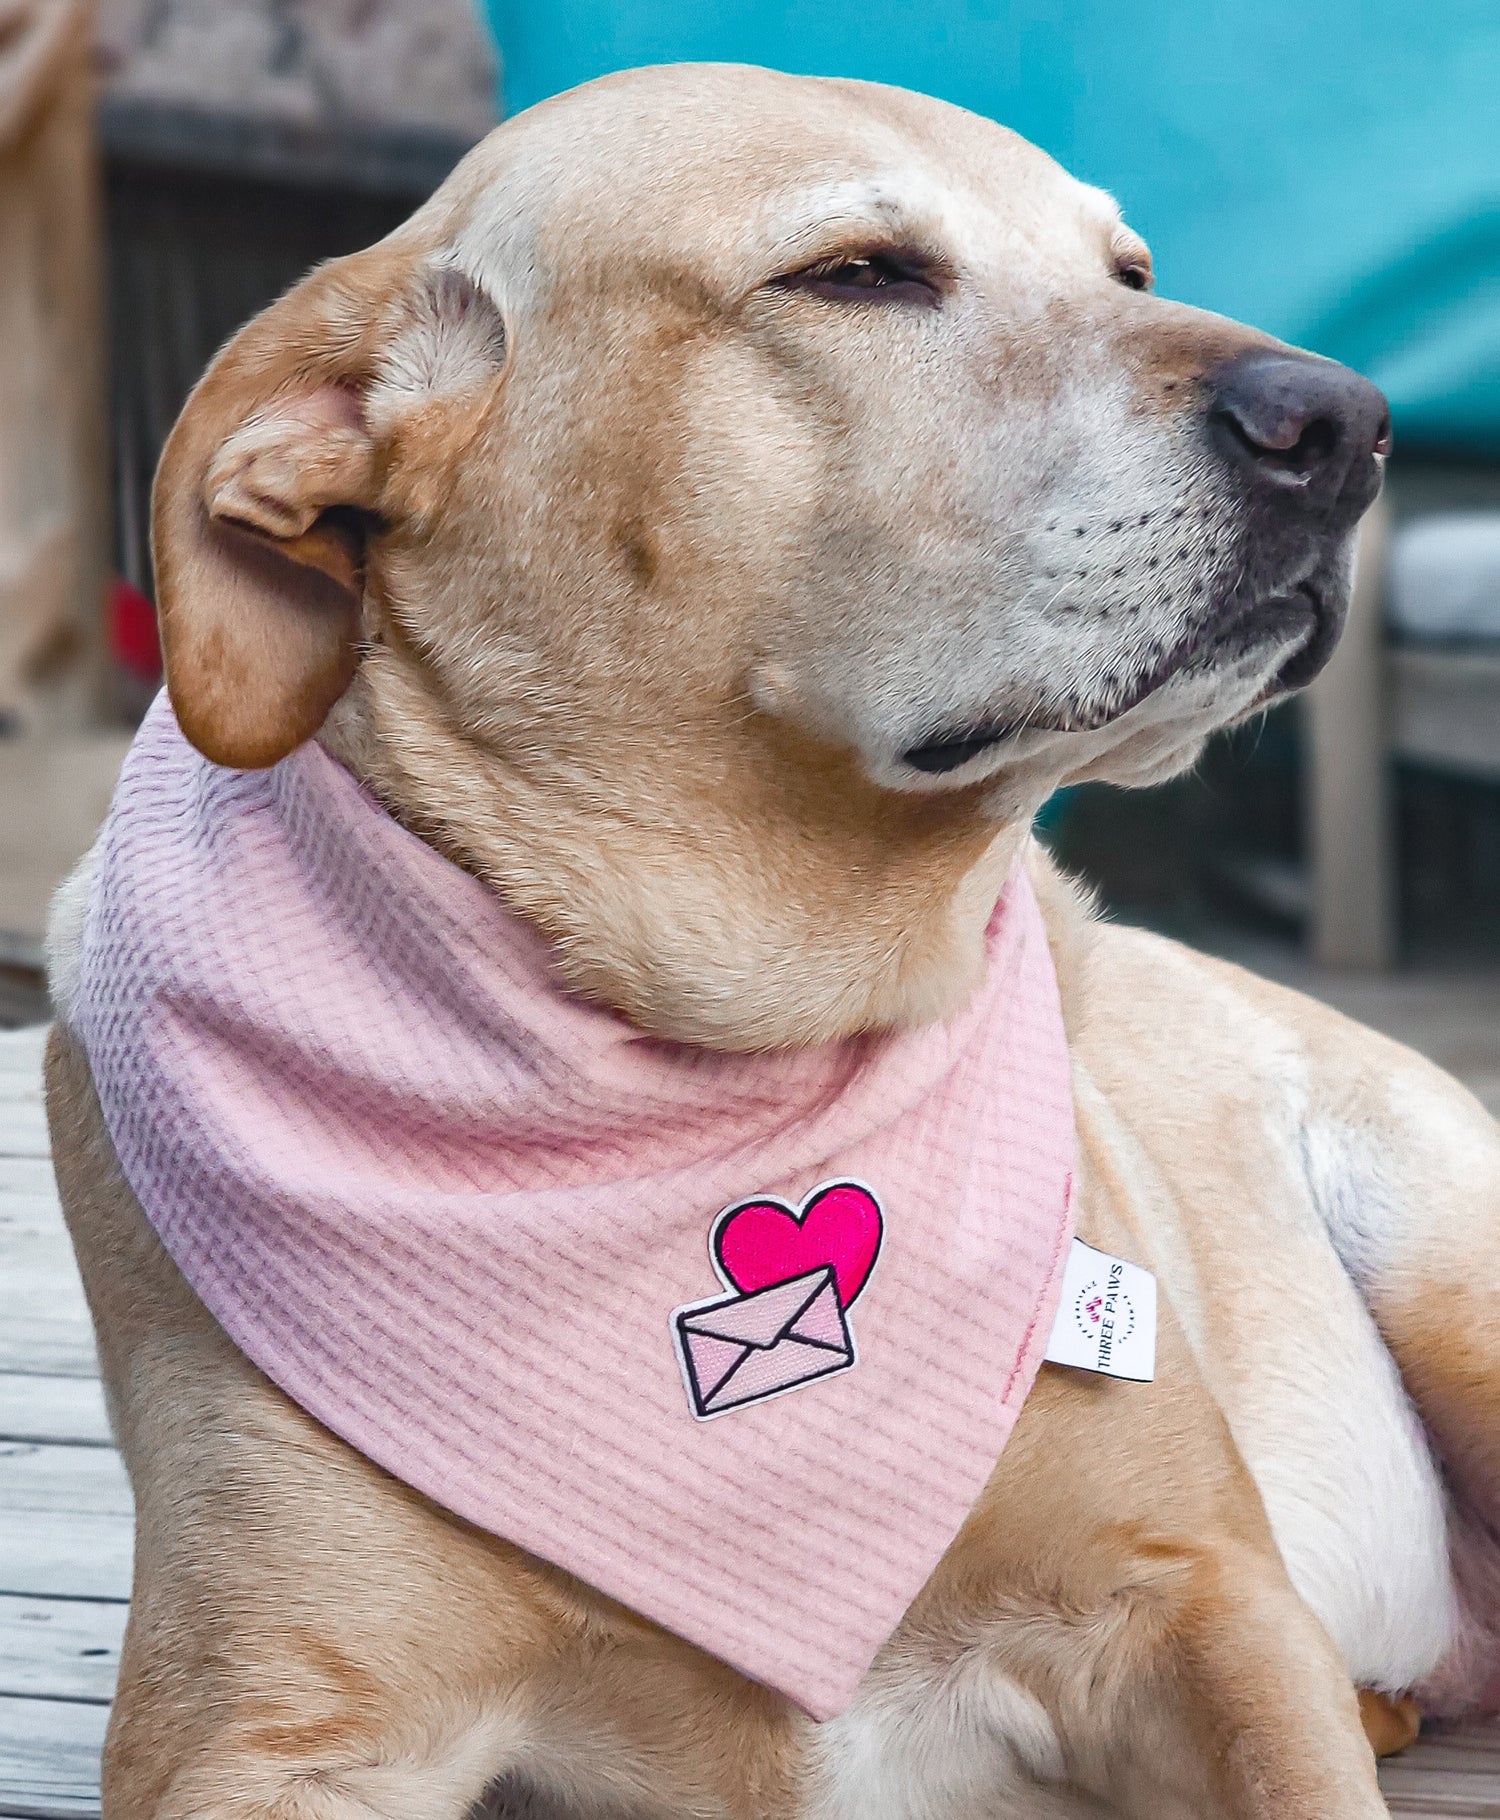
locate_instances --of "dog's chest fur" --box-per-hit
[1069,929,1457,1698]
[1218,1161,1457,1691]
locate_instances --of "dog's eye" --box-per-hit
[775,248,944,306]
[1113,256,1153,292]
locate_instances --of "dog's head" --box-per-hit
[154,65,1387,1047]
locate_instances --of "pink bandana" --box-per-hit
[74,696,1076,1719]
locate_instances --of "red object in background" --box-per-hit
[109,577,161,680]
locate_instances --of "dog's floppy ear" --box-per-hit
[153,248,506,770]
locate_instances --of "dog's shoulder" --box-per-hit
[1043,868,1497,1221]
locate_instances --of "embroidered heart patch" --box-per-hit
[713,1180,883,1309]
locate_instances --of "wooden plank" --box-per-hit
[0,1248,90,1318]
[0,1510,130,1603]
[0,1438,133,1600]
[1404,1723,1500,1757]
[0,1596,122,1702]
[0,1208,92,1324]
[0,1200,78,1264]
[0,1144,96,1376]
[1384,1792,1500,1818]
[0,1445,131,1518]
[0,1330,97,1381]
[2,1244,90,1312]
[0,1377,109,1447]
[0,1026,47,1161]
[1386,1808,1500,1820]
[2,1202,85,1259]
[1381,1727,1500,1817]
[0,1190,65,1236]
[0,1027,47,1072]
[0,1693,103,1820]
[0,1292,96,1380]
[0,1203,96,1378]
[0,1102,48,1159]
[1389,1735,1500,1772]
[0,1159,57,1199]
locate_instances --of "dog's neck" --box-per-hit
[320,665,1027,1053]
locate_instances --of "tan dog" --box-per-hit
[44,64,1500,1820]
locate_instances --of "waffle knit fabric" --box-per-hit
[74,694,1078,1720]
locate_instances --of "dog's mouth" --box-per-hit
[902,587,1327,776]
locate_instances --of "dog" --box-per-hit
[43,63,1500,1820]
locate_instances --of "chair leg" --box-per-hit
[1305,492,1397,968]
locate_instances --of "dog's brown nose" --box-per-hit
[1208,352,1390,505]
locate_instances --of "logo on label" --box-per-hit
[1071,1261,1136,1370]
[1045,1238,1158,1383]
[670,1180,883,1420]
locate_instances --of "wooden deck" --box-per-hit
[1,1024,119,1820]
[3,1017,1500,1818]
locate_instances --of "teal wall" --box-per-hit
[480,1,1500,454]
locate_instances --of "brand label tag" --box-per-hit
[1043,1238,1156,1382]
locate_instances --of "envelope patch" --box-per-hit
[671,1181,883,1420]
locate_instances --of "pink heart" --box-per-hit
[714,1181,883,1309]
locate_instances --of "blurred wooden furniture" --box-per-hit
[0,0,108,729]
[1304,498,1398,966]
[96,97,472,612]
[1306,495,1500,967]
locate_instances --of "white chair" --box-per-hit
[1306,499,1500,966]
